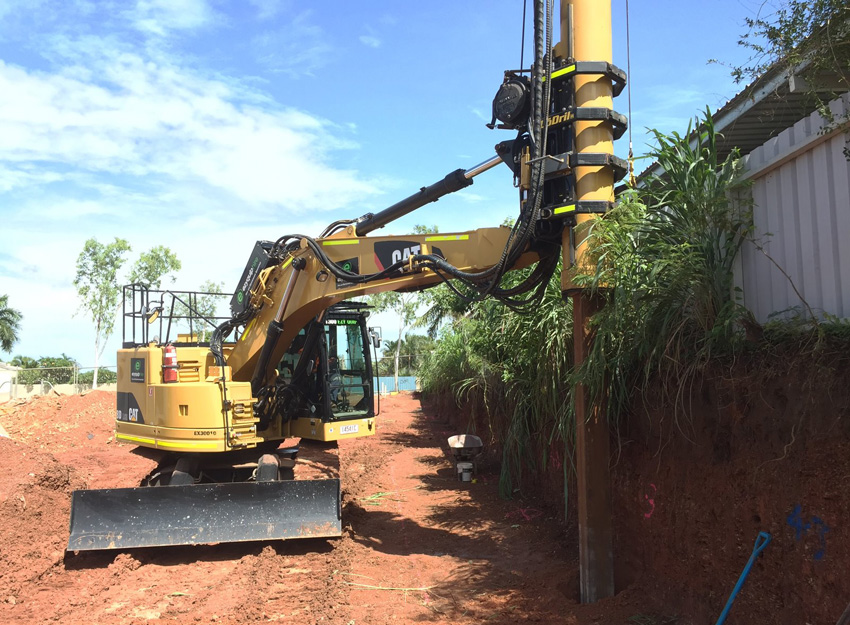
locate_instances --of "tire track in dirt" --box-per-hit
[332,394,599,625]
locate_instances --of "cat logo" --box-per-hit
[373,240,442,271]
[391,244,421,264]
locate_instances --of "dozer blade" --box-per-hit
[67,479,341,551]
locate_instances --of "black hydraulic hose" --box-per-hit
[250,258,305,395]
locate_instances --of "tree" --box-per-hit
[725,1,849,129]
[74,238,181,388]
[367,291,418,392]
[173,280,227,341]
[77,369,117,385]
[0,294,22,354]
[379,334,436,376]
[128,245,182,288]
[74,238,130,389]
[11,354,79,386]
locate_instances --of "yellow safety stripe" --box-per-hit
[553,204,576,215]
[542,64,576,82]
[240,317,257,341]
[322,239,360,246]
[116,433,156,446]
[157,439,221,450]
[425,235,470,242]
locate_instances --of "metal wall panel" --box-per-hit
[738,94,850,322]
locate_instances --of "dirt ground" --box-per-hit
[610,367,850,625]
[0,391,668,625]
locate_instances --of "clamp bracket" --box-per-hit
[547,107,628,140]
[543,61,627,98]
[544,151,629,183]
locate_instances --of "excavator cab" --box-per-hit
[322,303,375,422]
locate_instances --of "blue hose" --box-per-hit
[715,531,772,625]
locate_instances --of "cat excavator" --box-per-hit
[66,0,627,551]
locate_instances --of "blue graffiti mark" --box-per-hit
[786,505,810,541]
[787,505,830,561]
[810,516,830,561]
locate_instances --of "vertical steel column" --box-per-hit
[558,0,615,603]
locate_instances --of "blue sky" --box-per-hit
[0,0,769,367]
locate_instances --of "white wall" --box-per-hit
[737,93,850,323]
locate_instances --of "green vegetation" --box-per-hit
[10,354,80,386]
[0,294,22,353]
[720,0,849,133]
[76,368,118,385]
[420,111,757,501]
[572,111,753,424]
[9,353,117,386]
[376,334,436,377]
[74,238,181,388]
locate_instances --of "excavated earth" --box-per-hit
[4,383,846,624]
[0,391,663,624]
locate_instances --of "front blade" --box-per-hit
[67,479,341,551]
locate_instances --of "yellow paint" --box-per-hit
[157,439,220,450]
[116,433,156,446]
[425,234,470,242]
[542,63,576,82]
[322,239,360,246]
[240,317,257,341]
[288,416,376,442]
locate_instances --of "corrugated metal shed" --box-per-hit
[639,60,842,177]
[737,93,850,322]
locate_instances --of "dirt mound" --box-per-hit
[0,438,86,601]
[1,391,116,453]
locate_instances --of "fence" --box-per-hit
[0,366,118,401]
[373,354,429,377]
[736,93,850,323]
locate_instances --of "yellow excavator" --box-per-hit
[66,1,628,550]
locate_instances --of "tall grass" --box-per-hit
[421,110,754,501]
[573,111,753,425]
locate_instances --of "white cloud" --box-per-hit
[469,107,490,123]
[249,0,285,21]
[0,0,412,366]
[359,35,381,49]
[132,0,216,36]
[0,47,379,212]
[252,11,332,78]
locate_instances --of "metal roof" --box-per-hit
[638,58,838,181]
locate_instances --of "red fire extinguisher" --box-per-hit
[163,344,178,383]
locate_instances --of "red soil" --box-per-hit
[0,391,665,624]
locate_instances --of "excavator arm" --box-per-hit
[67,0,628,551]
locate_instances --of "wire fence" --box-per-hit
[1,353,430,401]
[373,353,429,376]
[0,366,118,400]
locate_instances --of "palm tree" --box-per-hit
[0,295,22,353]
